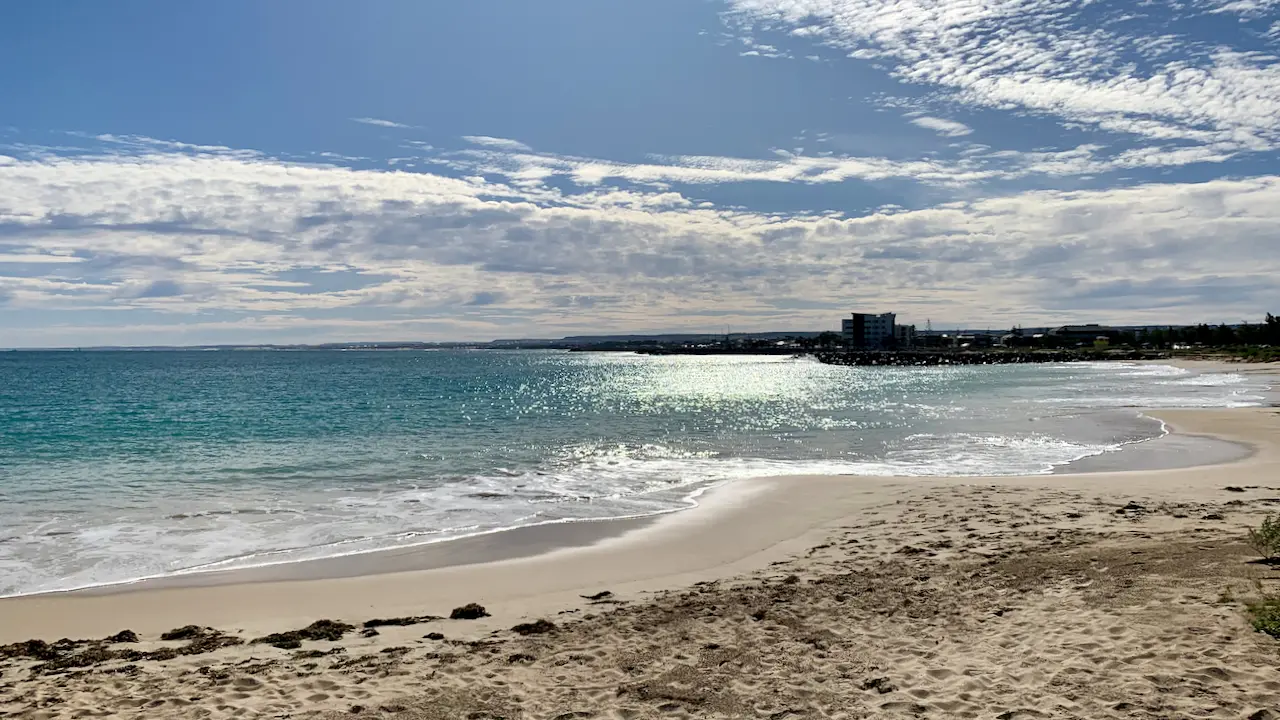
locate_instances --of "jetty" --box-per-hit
[811,349,1165,367]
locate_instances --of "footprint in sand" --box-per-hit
[880,701,929,714]
[1190,666,1233,682]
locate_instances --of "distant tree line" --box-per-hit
[718,332,843,350]
[1130,313,1279,348]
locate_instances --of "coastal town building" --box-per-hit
[895,324,916,348]
[954,333,994,349]
[1048,324,1122,342]
[842,312,897,349]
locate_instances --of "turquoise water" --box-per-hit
[0,351,1268,595]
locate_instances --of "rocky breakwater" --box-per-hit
[813,350,1160,367]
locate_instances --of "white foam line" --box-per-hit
[0,482,725,600]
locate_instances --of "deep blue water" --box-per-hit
[0,350,1268,595]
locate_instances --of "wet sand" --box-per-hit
[1058,415,1255,473]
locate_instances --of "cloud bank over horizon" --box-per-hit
[0,0,1277,346]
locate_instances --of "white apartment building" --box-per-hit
[841,312,897,349]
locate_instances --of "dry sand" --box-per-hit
[3,400,1280,718]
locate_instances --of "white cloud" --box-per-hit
[909,116,974,137]
[437,136,1245,190]
[1205,0,1280,18]
[0,254,83,264]
[724,0,1280,167]
[462,135,534,152]
[440,146,1001,188]
[89,133,261,159]
[1,144,1278,345]
[351,117,413,129]
[739,36,792,58]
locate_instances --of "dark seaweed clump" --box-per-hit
[0,639,61,662]
[449,603,490,620]
[253,620,356,650]
[159,625,205,641]
[362,615,442,629]
[2,627,242,676]
[511,619,556,636]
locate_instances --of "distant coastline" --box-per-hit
[4,319,1273,361]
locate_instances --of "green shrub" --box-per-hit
[1248,597,1280,638]
[1247,515,1280,561]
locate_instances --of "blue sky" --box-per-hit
[2,0,1279,346]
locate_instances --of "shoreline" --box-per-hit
[2,360,1274,605]
[1054,410,1255,474]
[5,356,1274,602]
[1,405,1278,644]
[1046,358,1279,474]
[0,416,1254,603]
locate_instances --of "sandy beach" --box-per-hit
[3,364,1280,719]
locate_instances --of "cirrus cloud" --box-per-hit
[351,117,414,129]
[724,0,1280,169]
[462,135,534,152]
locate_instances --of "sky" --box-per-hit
[2,0,1279,347]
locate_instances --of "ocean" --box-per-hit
[0,350,1269,597]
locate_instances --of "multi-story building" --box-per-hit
[841,312,897,349]
[895,324,916,348]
